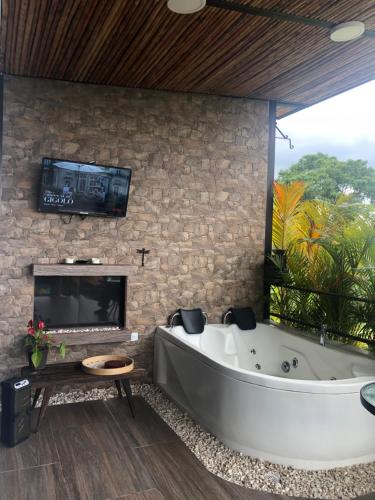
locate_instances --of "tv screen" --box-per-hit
[38,158,132,217]
[34,276,125,329]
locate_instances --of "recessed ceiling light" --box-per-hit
[330,21,365,42]
[167,0,206,14]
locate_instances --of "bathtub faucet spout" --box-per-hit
[169,312,180,328]
[320,324,328,347]
[203,312,208,324]
[223,310,233,325]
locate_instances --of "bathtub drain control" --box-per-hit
[281,361,290,373]
[255,363,261,370]
[292,357,298,368]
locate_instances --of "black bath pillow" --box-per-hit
[230,307,256,330]
[179,308,205,334]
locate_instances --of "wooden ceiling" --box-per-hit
[1,0,375,117]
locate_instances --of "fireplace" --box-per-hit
[34,275,126,329]
[31,264,136,338]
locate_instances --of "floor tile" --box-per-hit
[0,397,335,500]
[0,463,71,500]
[111,488,165,500]
[0,424,59,472]
[134,440,240,500]
[105,397,178,448]
[54,422,155,500]
[44,399,114,431]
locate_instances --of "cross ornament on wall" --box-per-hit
[136,248,150,267]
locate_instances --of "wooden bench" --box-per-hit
[21,362,146,431]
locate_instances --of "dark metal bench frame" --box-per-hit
[21,362,146,431]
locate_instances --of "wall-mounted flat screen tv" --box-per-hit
[38,158,132,217]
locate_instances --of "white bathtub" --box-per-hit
[153,322,375,470]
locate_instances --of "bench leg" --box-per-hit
[121,379,135,418]
[114,380,123,399]
[32,388,42,409]
[35,386,53,432]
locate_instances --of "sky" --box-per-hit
[275,80,375,177]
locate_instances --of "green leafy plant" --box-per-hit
[25,319,66,368]
[270,181,375,350]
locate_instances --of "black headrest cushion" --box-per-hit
[230,307,256,330]
[179,308,205,334]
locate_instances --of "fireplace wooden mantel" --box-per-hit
[31,263,138,346]
[31,264,137,277]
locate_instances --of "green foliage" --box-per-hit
[31,349,43,369]
[59,342,66,359]
[24,319,66,368]
[277,153,375,203]
[271,181,375,349]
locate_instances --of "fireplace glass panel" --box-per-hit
[34,275,125,329]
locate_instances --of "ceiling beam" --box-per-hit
[206,0,375,38]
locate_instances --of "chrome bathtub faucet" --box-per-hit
[202,312,208,324]
[320,324,328,346]
[169,312,180,328]
[222,311,232,325]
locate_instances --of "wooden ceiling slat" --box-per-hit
[23,0,44,76]
[6,0,18,75]
[43,0,85,78]
[174,17,278,89]
[74,1,133,82]
[226,27,349,95]
[192,0,374,95]
[0,0,9,71]
[19,0,38,75]
[257,0,375,28]
[61,1,118,81]
[87,1,147,84]
[138,0,327,94]
[13,0,29,74]
[283,54,375,104]
[190,22,320,94]
[32,0,62,76]
[106,1,170,86]
[252,38,375,100]
[142,9,247,89]
[1,0,374,116]
[49,0,90,79]
[124,8,226,88]
[129,10,219,88]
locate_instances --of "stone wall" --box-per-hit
[0,76,269,381]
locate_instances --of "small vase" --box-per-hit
[26,347,48,371]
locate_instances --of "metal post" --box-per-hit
[263,101,276,320]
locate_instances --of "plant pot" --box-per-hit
[26,347,48,371]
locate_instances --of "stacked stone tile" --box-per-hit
[0,76,269,381]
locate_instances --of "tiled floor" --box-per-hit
[0,397,373,500]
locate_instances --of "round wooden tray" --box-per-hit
[81,355,134,376]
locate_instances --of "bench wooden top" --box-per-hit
[21,361,146,388]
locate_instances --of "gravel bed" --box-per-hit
[47,384,375,500]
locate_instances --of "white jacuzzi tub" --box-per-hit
[153,322,375,470]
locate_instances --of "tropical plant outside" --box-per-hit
[270,180,375,350]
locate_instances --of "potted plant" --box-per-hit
[25,319,66,370]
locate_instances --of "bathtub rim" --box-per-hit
[268,319,375,360]
[155,324,375,395]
